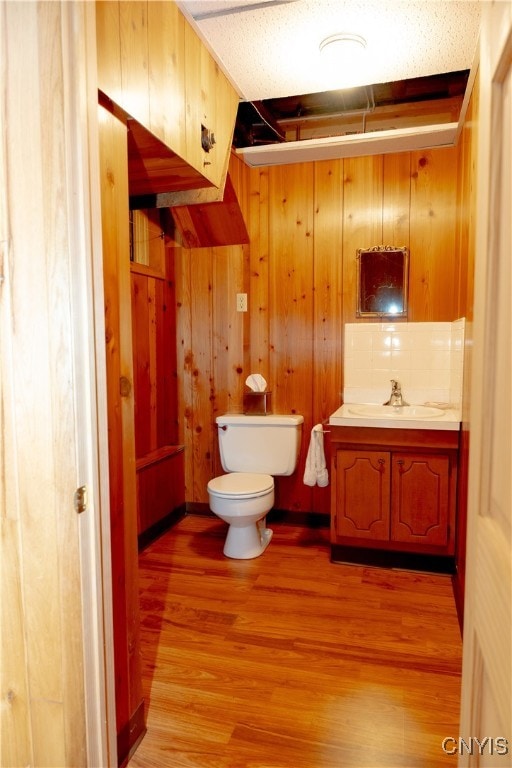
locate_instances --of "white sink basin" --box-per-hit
[347,404,445,419]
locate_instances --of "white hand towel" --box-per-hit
[303,428,317,486]
[303,424,329,487]
[313,424,329,487]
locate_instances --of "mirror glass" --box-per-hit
[356,246,409,318]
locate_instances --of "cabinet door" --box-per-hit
[334,450,390,540]
[391,453,450,547]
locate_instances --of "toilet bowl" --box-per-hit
[207,472,274,559]
[207,413,303,559]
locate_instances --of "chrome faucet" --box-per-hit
[383,379,409,407]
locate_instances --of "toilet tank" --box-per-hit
[216,414,304,476]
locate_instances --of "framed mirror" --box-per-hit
[356,245,409,318]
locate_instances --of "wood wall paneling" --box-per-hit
[131,211,183,536]
[209,61,240,188]
[197,29,240,187]
[312,160,344,514]
[268,164,315,510]
[1,522,31,767]
[268,163,315,414]
[184,22,203,180]
[96,0,121,103]
[312,159,344,418]
[98,106,144,763]
[157,255,179,448]
[248,166,271,381]
[409,148,459,321]
[175,243,194,505]
[200,39,216,150]
[132,271,153,456]
[174,237,250,504]
[212,245,248,476]
[342,155,385,324]
[457,80,478,326]
[382,152,411,246]
[1,3,100,765]
[190,248,216,501]
[176,145,475,517]
[119,1,149,128]
[147,0,186,158]
[136,447,185,535]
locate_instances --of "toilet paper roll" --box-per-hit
[245,374,267,392]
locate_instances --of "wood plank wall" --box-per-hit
[98,106,144,762]
[176,144,472,516]
[130,212,185,539]
[1,3,110,765]
[131,232,179,456]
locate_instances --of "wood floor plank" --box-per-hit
[129,515,462,768]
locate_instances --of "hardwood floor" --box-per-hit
[128,514,462,768]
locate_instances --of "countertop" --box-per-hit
[329,403,462,431]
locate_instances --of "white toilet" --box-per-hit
[207,413,303,559]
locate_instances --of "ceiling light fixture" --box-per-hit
[319,32,367,64]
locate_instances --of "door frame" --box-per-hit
[459,1,512,763]
[74,4,118,764]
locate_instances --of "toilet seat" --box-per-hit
[207,472,273,499]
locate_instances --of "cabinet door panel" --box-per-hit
[335,450,390,540]
[391,453,450,546]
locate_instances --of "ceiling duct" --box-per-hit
[235,122,458,166]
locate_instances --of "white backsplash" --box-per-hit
[344,319,465,408]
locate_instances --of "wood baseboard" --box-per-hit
[117,699,146,768]
[331,544,456,574]
[451,568,465,634]
[138,505,186,551]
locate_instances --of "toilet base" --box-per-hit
[223,519,273,559]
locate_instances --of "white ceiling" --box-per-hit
[179,0,481,101]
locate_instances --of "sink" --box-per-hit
[347,404,445,419]
[329,402,460,431]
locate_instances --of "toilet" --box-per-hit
[207,413,303,559]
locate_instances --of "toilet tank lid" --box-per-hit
[216,413,303,426]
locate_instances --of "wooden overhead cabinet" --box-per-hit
[96,0,239,197]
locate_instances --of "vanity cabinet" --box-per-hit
[330,426,459,570]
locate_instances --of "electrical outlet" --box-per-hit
[236,293,248,312]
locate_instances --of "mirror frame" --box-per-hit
[356,245,409,318]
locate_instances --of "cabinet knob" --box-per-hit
[378,458,385,471]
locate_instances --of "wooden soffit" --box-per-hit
[170,174,249,248]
